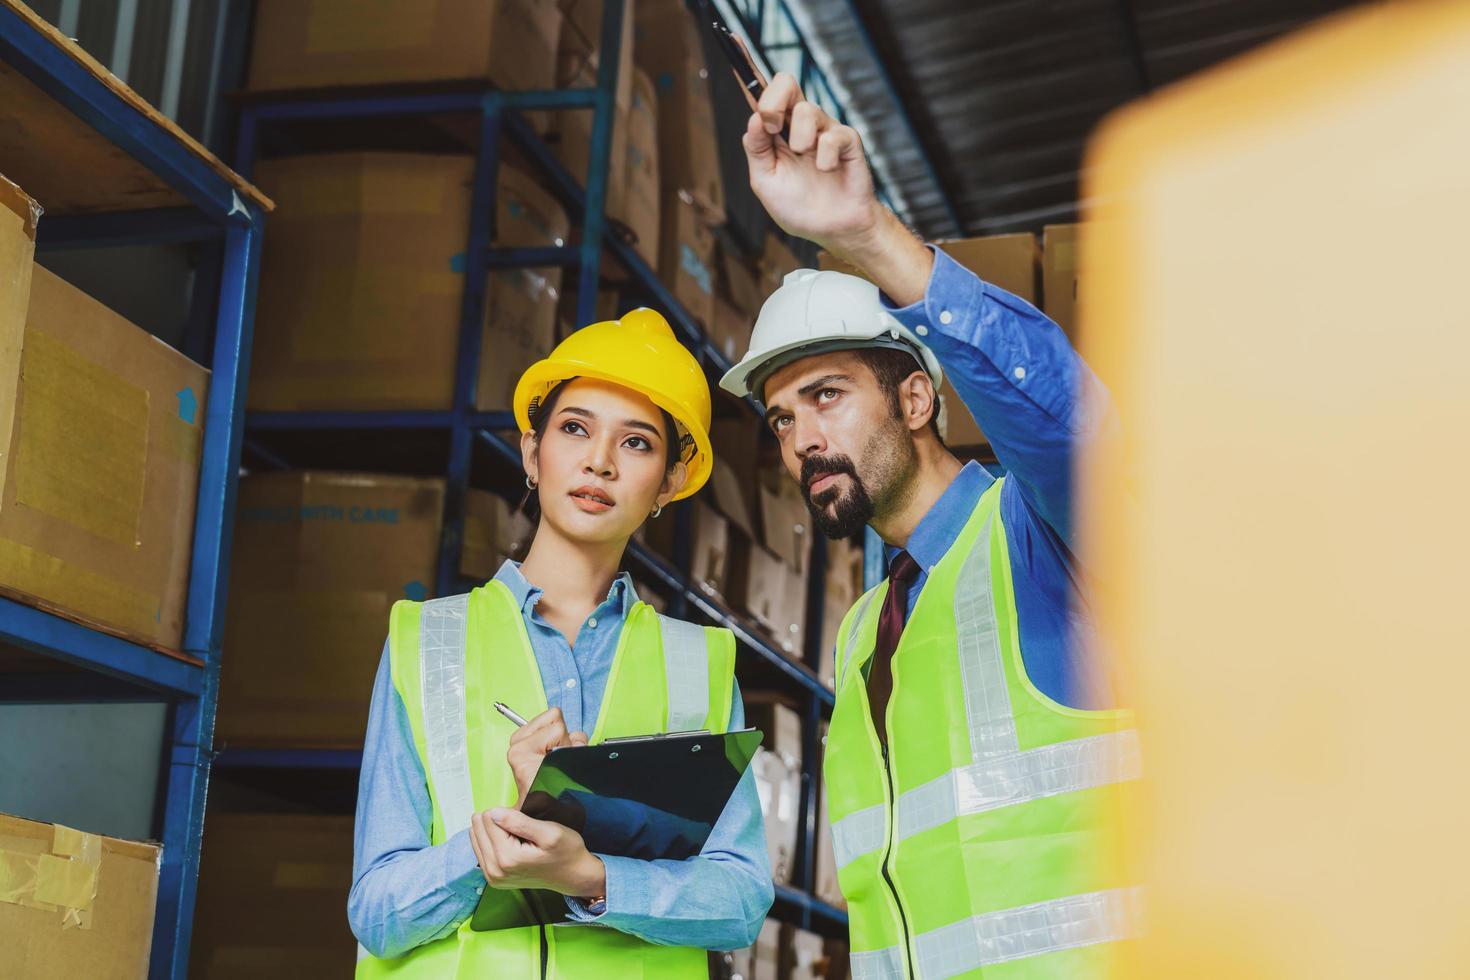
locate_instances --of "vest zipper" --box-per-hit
[880,742,919,979]
[538,923,549,980]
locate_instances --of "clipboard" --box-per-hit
[470,728,763,931]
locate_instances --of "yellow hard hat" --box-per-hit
[513,308,713,501]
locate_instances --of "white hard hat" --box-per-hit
[718,268,943,402]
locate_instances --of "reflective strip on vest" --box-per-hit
[850,944,906,980]
[835,511,1141,868]
[851,888,1142,980]
[914,887,1143,978]
[953,516,1022,755]
[895,730,1143,841]
[657,614,709,732]
[838,588,881,690]
[831,801,887,870]
[419,594,475,837]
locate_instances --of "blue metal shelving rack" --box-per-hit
[0,4,268,978]
[227,0,847,936]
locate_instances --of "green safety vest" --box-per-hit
[356,580,736,980]
[825,479,1142,979]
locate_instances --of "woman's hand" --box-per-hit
[469,807,607,899]
[507,707,588,806]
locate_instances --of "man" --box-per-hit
[720,74,1141,978]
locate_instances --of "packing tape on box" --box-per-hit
[15,328,149,548]
[0,824,102,929]
[0,537,164,638]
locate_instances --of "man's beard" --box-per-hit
[799,426,916,540]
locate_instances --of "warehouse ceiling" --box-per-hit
[793,0,1359,237]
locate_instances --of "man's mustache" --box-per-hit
[800,455,858,498]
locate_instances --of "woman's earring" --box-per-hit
[526,475,537,490]
[650,503,663,519]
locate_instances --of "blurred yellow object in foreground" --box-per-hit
[1081,1,1470,977]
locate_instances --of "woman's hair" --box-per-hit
[529,378,683,475]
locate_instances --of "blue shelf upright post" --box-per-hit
[153,208,265,980]
[573,0,624,327]
[436,94,504,596]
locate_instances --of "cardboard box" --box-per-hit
[217,472,448,747]
[758,233,803,297]
[556,0,635,111]
[634,0,725,218]
[719,917,782,980]
[736,540,807,655]
[751,743,799,884]
[630,577,668,613]
[709,296,752,365]
[813,722,844,909]
[461,489,535,580]
[784,925,828,980]
[818,537,865,689]
[706,458,754,538]
[191,813,355,978]
[248,0,561,95]
[547,48,629,214]
[617,69,661,268]
[819,233,1040,449]
[1042,222,1081,342]
[709,417,764,527]
[744,692,802,759]
[249,154,566,412]
[689,500,730,599]
[719,246,765,320]
[658,189,717,328]
[0,811,161,978]
[0,265,208,651]
[758,474,810,576]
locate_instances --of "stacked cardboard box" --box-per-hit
[191,812,355,978]
[819,233,1042,449]
[0,811,161,977]
[248,154,568,413]
[247,0,562,96]
[546,0,632,217]
[634,0,725,327]
[546,0,664,269]
[216,472,507,748]
[817,537,866,690]
[710,245,763,363]
[619,69,661,267]
[717,916,782,980]
[1042,223,1081,343]
[461,490,536,579]
[744,694,802,886]
[0,175,210,652]
[812,721,844,910]
[785,925,828,980]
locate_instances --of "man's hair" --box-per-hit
[853,347,944,443]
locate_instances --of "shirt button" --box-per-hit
[939,310,953,325]
[565,677,577,689]
[475,884,485,895]
[1014,366,1027,380]
[915,325,929,337]
[587,617,598,629]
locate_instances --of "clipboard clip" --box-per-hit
[601,729,712,745]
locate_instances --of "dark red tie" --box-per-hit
[867,550,921,747]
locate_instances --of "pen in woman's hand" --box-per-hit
[494,701,529,727]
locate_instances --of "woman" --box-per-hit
[349,310,773,978]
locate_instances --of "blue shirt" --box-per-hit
[349,562,773,959]
[881,247,1120,709]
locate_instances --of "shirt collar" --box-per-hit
[885,461,995,573]
[492,559,640,618]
